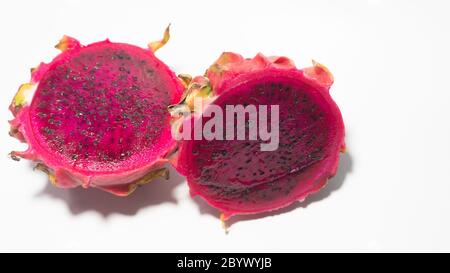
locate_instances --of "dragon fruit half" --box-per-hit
[173,52,345,219]
[9,27,184,196]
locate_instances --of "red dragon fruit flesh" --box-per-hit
[9,27,184,196]
[173,53,345,219]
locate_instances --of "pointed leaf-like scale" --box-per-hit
[303,60,334,91]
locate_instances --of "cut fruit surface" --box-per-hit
[9,31,183,196]
[174,53,345,218]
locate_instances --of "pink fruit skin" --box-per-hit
[174,53,345,219]
[10,36,183,196]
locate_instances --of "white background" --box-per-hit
[1,0,449,252]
